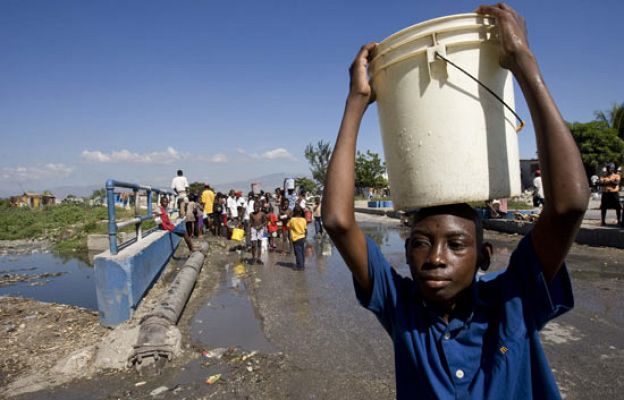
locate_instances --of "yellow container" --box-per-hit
[231,228,245,241]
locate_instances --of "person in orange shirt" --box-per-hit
[598,163,621,226]
[287,205,308,270]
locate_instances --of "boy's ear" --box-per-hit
[404,238,411,265]
[478,242,493,271]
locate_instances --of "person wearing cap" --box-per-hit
[598,163,621,226]
[532,169,544,207]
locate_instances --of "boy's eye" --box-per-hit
[448,240,468,250]
[411,238,431,248]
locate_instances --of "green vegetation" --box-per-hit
[355,150,388,189]
[594,102,624,140]
[295,177,317,194]
[304,140,333,185]
[189,181,205,196]
[0,203,155,254]
[569,120,624,176]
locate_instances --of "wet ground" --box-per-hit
[5,214,624,399]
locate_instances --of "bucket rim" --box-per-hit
[371,12,495,60]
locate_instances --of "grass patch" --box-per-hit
[0,203,156,254]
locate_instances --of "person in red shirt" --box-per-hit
[155,196,195,252]
[266,206,279,251]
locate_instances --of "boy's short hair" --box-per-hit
[293,205,305,217]
[177,170,183,176]
[409,203,486,269]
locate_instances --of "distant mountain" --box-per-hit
[211,172,310,194]
[0,172,312,200]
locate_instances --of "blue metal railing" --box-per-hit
[105,179,175,255]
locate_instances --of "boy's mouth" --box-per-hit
[421,278,451,289]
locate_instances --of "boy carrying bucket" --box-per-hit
[322,4,589,399]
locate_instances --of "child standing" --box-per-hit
[287,205,308,270]
[278,198,292,254]
[267,206,279,251]
[185,194,197,237]
[249,202,267,265]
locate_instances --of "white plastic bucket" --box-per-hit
[284,178,295,191]
[369,13,521,210]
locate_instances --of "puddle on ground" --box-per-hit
[0,252,97,309]
[190,261,276,353]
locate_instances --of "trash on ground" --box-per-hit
[205,373,221,385]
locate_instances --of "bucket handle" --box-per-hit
[435,51,525,133]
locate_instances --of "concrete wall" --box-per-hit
[483,219,624,249]
[93,227,181,327]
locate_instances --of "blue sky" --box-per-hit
[1,0,622,196]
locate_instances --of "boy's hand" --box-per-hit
[348,42,377,104]
[476,3,534,74]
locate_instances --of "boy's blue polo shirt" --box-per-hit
[354,233,573,399]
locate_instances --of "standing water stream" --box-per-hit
[0,252,97,309]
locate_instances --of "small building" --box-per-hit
[9,192,56,208]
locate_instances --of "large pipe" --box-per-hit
[128,244,207,368]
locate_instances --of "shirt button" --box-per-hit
[455,369,465,379]
[443,333,451,340]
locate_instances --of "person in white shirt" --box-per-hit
[244,193,255,248]
[533,169,544,207]
[171,169,189,217]
[227,190,239,224]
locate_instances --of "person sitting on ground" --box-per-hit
[597,162,621,226]
[249,201,267,265]
[154,196,195,252]
[322,4,589,399]
[287,205,308,270]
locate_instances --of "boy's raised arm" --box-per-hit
[477,4,589,281]
[322,43,377,297]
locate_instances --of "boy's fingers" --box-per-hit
[357,42,377,61]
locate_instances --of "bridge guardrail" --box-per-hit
[105,179,175,255]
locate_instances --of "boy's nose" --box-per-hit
[425,244,446,268]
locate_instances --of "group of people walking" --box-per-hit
[162,169,324,269]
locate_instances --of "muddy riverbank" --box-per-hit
[0,240,52,256]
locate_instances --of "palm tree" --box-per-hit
[595,102,624,140]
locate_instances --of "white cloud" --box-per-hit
[81,147,181,164]
[210,153,228,163]
[234,147,297,161]
[260,148,297,161]
[81,150,111,162]
[0,163,74,182]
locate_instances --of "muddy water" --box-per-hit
[0,252,97,309]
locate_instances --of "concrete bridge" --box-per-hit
[93,179,184,327]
